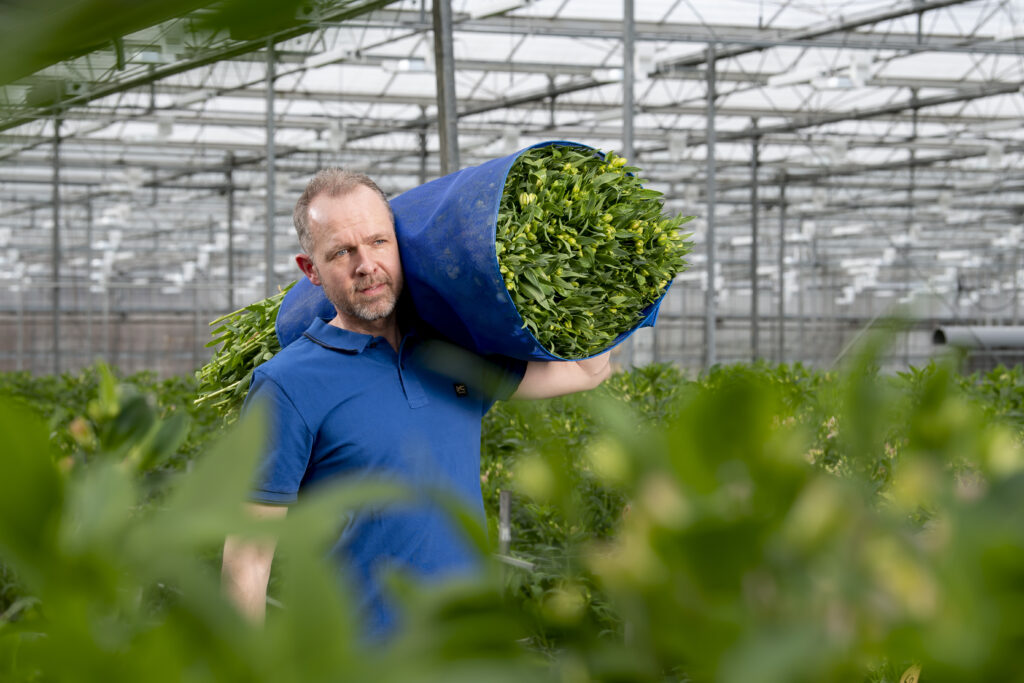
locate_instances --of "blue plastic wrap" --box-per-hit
[276,141,669,360]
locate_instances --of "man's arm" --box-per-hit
[510,351,612,400]
[222,502,288,624]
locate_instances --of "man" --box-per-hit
[222,168,611,638]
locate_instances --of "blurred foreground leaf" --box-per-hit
[4,350,1024,681]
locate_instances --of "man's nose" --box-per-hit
[354,251,377,275]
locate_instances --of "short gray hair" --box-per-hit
[292,168,394,255]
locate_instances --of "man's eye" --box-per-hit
[374,239,386,245]
[336,248,348,256]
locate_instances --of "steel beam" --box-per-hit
[432,0,459,174]
[704,43,717,370]
[226,153,236,311]
[498,490,511,556]
[643,81,1024,154]
[777,180,786,363]
[85,199,93,362]
[745,82,1023,140]
[621,0,636,366]
[623,0,635,163]
[265,42,277,299]
[1016,247,1021,326]
[89,80,1023,126]
[51,116,61,375]
[654,0,972,72]
[15,280,24,371]
[22,105,1024,142]
[418,127,428,185]
[750,131,759,361]
[798,221,806,353]
[0,1,1008,142]
[366,7,1015,56]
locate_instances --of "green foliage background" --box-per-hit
[7,3,1024,679]
[3,350,1024,682]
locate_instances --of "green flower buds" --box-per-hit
[496,146,694,359]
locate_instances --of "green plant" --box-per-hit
[6,355,1024,681]
[959,364,1024,436]
[194,282,293,417]
[497,146,693,358]
[486,354,1024,681]
[0,388,543,683]
[191,146,693,410]
[0,363,218,466]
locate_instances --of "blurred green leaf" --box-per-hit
[0,397,63,578]
[5,350,1024,681]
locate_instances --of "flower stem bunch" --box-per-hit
[194,282,293,417]
[496,146,693,358]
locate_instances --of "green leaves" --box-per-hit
[482,357,1024,682]
[0,397,63,576]
[496,147,694,358]
[4,357,1024,681]
[195,281,294,418]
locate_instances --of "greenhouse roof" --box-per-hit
[1,0,1022,325]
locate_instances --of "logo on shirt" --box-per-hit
[453,382,469,398]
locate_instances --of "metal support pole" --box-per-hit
[265,41,277,299]
[777,180,786,363]
[85,200,93,362]
[903,248,912,365]
[750,131,759,362]
[703,43,718,369]
[419,125,428,185]
[623,0,636,367]
[623,0,635,162]
[16,285,24,372]
[192,283,200,370]
[829,269,837,360]
[432,0,459,174]
[817,259,826,363]
[52,116,61,376]
[1014,246,1020,326]
[798,223,805,356]
[905,89,918,367]
[998,252,1007,327]
[547,75,557,129]
[498,489,511,556]
[827,270,835,360]
[226,154,236,311]
[104,283,111,365]
[680,287,687,365]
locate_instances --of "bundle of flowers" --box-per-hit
[496,146,692,358]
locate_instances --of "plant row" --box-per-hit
[1,354,1023,680]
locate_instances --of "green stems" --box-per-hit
[497,147,694,358]
[194,282,294,417]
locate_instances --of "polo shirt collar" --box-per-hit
[302,317,373,354]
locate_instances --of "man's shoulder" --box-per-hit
[260,333,309,367]
[245,334,343,422]
[252,333,329,387]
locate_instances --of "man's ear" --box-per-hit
[296,253,321,286]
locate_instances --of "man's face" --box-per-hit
[298,185,404,327]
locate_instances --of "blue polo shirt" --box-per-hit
[242,317,525,638]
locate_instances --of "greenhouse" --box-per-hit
[3,1,1024,681]
[4,0,1024,375]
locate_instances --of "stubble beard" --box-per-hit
[327,276,400,323]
